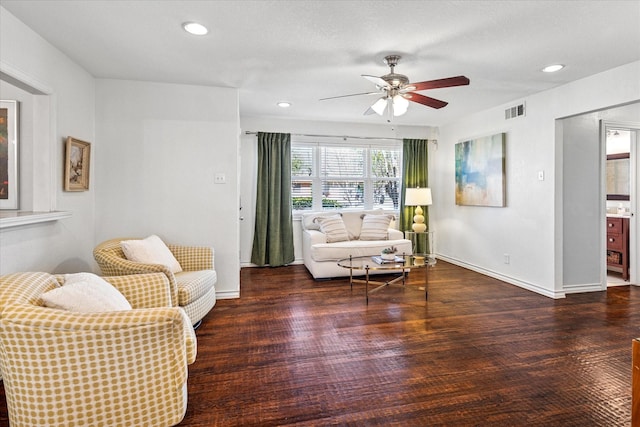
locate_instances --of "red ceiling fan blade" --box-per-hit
[406,93,448,109]
[410,76,470,91]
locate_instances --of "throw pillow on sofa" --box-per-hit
[359,214,393,241]
[314,214,350,243]
[41,272,132,313]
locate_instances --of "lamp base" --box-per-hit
[412,222,427,233]
[412,206,426,233]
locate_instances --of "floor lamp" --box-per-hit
[405,188,432,233]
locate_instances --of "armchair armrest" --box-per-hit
[168,244,214,271]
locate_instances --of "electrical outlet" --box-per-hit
[214,173,226,184]
[504,254,510,264]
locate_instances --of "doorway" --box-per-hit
[603,121,638,286]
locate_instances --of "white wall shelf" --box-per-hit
[0,211,72,229]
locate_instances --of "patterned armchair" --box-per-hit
[0,271,196,427]
[93,237,217,327]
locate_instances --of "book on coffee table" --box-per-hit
[371,255,405,264]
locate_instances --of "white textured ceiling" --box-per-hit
[2,0,639,126]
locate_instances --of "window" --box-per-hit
[291,140,402,211]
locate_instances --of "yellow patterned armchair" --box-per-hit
[0,271,197,427]
[93,237,217,327]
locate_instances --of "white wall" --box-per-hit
[0,6,96,274]
[238,117,432,266]
[435,61,640,298]
[95,79,241,298]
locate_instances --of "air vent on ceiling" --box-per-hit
[505,103,525,120]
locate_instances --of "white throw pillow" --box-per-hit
[314,214,350,243]
[42,273,132,313]
[120,235,183,273]
[359,214,393,241]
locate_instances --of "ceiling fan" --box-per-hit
[320,55,470,117]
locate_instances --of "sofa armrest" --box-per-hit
[102,273,173,309]
[303,229,328,245]
[168,245,215,271]
[388,228,404,240]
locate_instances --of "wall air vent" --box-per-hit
[505,103,525,120]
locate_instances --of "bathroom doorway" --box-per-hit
[603,121,638,286]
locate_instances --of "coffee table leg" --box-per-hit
[365,266,369,305]
[424,262,429,300]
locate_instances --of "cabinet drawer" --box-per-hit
[607,217,622,233]
[607,233,624,251]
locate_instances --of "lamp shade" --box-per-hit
[371,97,388,115]
[405,188,432,206]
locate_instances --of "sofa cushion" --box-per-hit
[302,210,397,240]
[359,214,393,241]
[310,239,413,262]
[121,235,183,273]
[314,214,350,243]
[42,273,132,313]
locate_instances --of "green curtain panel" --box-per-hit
[400,139,429,244]
[251,132,295,267]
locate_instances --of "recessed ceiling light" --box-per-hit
[542,64,565,73]
[182,22,208,36]
[277,101,291,108]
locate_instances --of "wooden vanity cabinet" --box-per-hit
[606,216,629,281]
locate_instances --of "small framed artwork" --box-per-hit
[0,100,19,210]
[64,137,91,191]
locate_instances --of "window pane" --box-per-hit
[373,180,401,210]
[292,180,313,210]
[321,147,364,177]
[371,149,400,178]
[322,181,364,209]
[292,146,313,177]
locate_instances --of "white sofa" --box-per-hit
[301,210,413,279]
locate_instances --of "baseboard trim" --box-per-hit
[437,254,566,299]
[240,259,304,268]
[216,290,240,299]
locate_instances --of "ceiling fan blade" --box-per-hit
[363,107,376,115]
[319,91,380,101]
[410,76,470,91]
[406,92,448,109]
[362,74,390,88]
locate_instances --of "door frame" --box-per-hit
[601,120,639,286]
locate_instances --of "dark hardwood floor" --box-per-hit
[1,261,638,426]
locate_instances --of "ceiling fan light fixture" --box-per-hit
[371,97,388,115]
[182,22,208,35]
[392,95,409,116]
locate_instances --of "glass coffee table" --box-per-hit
[337,254,436,304]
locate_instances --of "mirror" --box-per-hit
[606,153,630,200]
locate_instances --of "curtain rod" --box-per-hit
[244,131,409,142]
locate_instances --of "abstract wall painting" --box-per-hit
[0,100,19,209]
[455,132,506,207]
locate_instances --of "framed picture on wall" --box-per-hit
[455,132,506,207]
[64,137,91,191]
[0,100,19,210]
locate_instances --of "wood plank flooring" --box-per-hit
[1,261,638,426]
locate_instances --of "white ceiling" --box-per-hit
[2,0,639,126]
